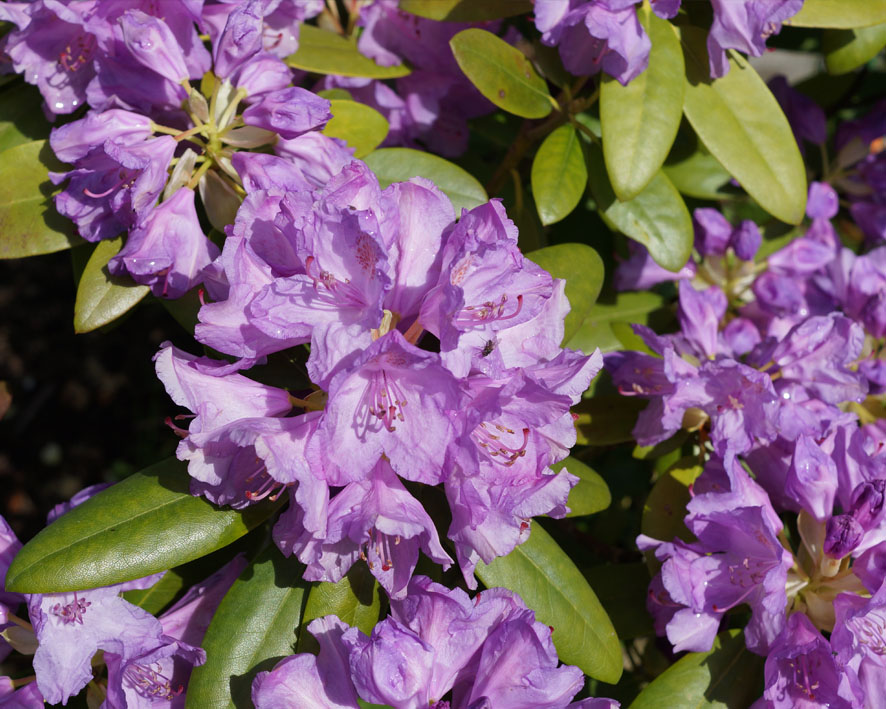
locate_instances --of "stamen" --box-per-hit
[472,423,530,465]
[50,593,91,625]
[58,34,97,73]
[124,662,183,701]
[455,294,524,326]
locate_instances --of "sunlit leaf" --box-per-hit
[824,23,886,74]
[285,24,410,78]
[399,0,532,21]
[789,0,886,29]
[323,99,389,158]
[551,457,611,518]
[531,124,587,225]
[566,291,668,355]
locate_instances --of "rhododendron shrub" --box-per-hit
[2,0,886,706]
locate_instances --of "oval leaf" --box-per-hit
[450,28,554,119]
[588,145,692,272]
[364,147,487,214]
[0,82,52,153]
[323,99,389,158]
[186,546,308,708]
[475,524,622,683]
[5,458,280,593]
[567,291,667,355]
[663,146,733,200]
[285,24,410,78]
[531,124,587,225]
[551,457,611,518]
[123,569,186,615]
[600,6,685,200]
[399,0,532,21]
[297,564,381,653]
[629,630,765,709]
[641,458,703,551]
[74,237,150,333]
[526,242,604,343]
[824,23,886,74]
[789,0,886,28]
[680,26,807,224]
[0,140,79,259]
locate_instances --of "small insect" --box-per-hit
[481,339,495,357]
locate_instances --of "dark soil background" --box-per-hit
[0,249,188,544]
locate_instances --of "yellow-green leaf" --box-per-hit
[399,0,532,21]
[0,140,79,259]
[551,457,611,517]
[601,5,685,200]
[0,81,52,153]
[285,24,410,78]
[450,28,554,119]
[531,124,587,225]
[323,99,389,158]
[824,23,886,74]
[680,26,807,224]
[74,237,150,333]
[789,0,886,29]
[567,291,667,355]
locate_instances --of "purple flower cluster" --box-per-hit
[156,152,601,600]
[532,0,804,84]
[252,575,617,709]
[610,86,886,704]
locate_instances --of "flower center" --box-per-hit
[59,34,97,73]
[361,528,401,572]
[50,593,91,625]
[360,370,407,432]
[124,661,183,702]
[455,294,523,327]
[472,422,529,466]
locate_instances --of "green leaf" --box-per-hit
[0,140,79,259]
[566,291,667,355]
[285,24,410,78]
[641,456,703,552]
[476,524,621,683]
[0,82,52,152]
[5,458,281,593]
[824,23,886,74]
[525,242,604,343]
[363,147,487,214]
[574,395,648,446]
[399,0,532,21]
[679,26,807,224]
[585,563,653,639]
[600,5,684,200]
[789,0,886,29]
[323,99,389,158]
[588,144,693,272]
[663,144,733,200]
[73,237,150,333]
[629,630,765,709]
[450,28,554,119]
[531,124,587,225]
[297,564,381,653]
[123,569,186,615]
[186,546,308,709]
[551,457,611,517]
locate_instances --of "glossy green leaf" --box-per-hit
[0,82,52,152]
[297,564,381,653]
[531,124,587,225]
[585,563,653,639]
[663,144,733,200]
[526,242,604,343]
[123,569,186,615]
[186,546,308,708]
[551,457,611,517]
[629,630,765,709]
[476,524,621,683]
[588,144,692,272]
[600,5,684,200]
[285,24,410,78]
[364,147,487,214]
[574,395,647,446]
[0,140,79,259]
[789,0,886,28]
[566,291,667,355]
[450,28,554,119]
[641,457,703,553]
[73,237,150,333]
[680,26,807,224]
[323,99,389,158]
[399,0,532,21]
[824,23,886,74]
[5,458,280,593]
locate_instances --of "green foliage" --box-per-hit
[123,569,186,615]
[526,242,604,343]
[531,124,588,225]
[5,458,280,593]
[476,524,622,684]
[0,82,52,152]
[600,5,684,200]
[186,545,309,708]
[450,29,555,119]
[364,147,488,213]
[663,143,733,201]
[824,23,886,74]
[551,457,612,518]
[398,0,532,21]
[285,25,410,78]
[585,563,654,639]
[567,291,668,355]
[73,237,150,333]
[629,630,765,708]
[0,140,79,259]
[323,99,390,158]
[790,0,886,28]
[679,26,808,225]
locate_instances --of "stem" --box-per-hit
[218,88,248,131]
[187,160,213,190]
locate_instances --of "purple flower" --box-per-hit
[109,187,220,299]
[832,584,886,707]
[242,87,332,140]
[614,242,696,291]
[768,76,827,149]
[119,10,190,83]
[50,109,154,164]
